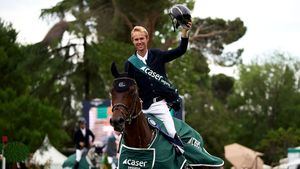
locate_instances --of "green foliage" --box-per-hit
[88,39,133,94]
[0,20,29,95]
[211,74,234,102]
[257,128,300,165]
[167,49,234,156]
[0,88,70,151]
[1,142,29,163]
[185,88,234,157]
[191,17,246,49]
[227,53,300,164]
[0,20,69,152]
[168,49,209,94]
[190,17,246,66]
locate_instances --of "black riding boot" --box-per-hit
[74,161,79,169]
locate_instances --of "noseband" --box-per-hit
[112,78,142,125]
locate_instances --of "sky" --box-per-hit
[0,0,299,75]
[194,0,300,63]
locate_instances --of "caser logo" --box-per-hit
[122,158,147,167]
[140,66,171,87]
[140,66,163,81]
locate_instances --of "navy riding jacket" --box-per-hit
[125,37,189,109]
[74,128,95,149]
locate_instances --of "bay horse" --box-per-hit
[109,63,224,169]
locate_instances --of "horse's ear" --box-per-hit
[111,62,120,78]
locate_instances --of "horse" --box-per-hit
[109,63,224,169]
[62,144,108,169]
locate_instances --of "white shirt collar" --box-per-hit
[81,128,86,136]
[136,50,148,64]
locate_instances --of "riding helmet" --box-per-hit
[169,4,192,31]
[78,117,86,124]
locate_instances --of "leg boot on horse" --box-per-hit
[74,161,79,169]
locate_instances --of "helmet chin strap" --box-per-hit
[169,13,177,32]
[169,14,189,32]
[181,24,190,30]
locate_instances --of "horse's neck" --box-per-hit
[123,114,153,148]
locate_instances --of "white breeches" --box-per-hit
[75,148,87,162]
[142,100,176,138]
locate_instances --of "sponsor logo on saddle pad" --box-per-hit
[119,145,155,169]
[188,137,201,149]
[122,159,147,168]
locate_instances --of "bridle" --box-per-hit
[110,64,155,147]
[111,79,143,125]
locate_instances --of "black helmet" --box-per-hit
[169,4,192,31]
[78,117,86,124]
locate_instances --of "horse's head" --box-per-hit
[110,62,142,132]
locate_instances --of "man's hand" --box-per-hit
[90,141,94,147]
[181,21,192,38]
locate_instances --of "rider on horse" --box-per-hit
[73,117,95,169]
[124,4,192,154]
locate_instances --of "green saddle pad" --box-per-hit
[119,131,187,169]
[62,154,90,169]
[146,114,224,167]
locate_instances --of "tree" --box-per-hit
[89,0,195,46]
[257,128,300,165]
[211,74,235,102]
[189,17,246,66]
[167,50,235,156]
[227,52,300,164]
[0,142,29,163]
[0,19,69,152]
[0,20,28,94]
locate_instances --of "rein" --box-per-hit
[111,76,155,148]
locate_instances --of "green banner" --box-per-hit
[97,106,108,119]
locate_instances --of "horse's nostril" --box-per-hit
[118,117,125,124]
[110,117,125,126]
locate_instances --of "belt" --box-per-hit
[153,96,164,103]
